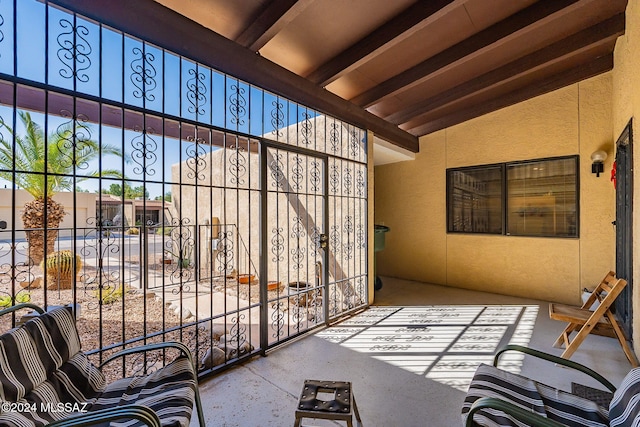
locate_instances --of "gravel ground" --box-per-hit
[0,263,212,382]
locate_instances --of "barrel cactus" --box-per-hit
[40,250,82,290]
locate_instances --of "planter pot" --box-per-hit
[238,274,255,284]
[267,281,282,291]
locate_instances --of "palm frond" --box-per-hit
[0,111,126,198]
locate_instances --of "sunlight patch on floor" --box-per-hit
[316,305,538,391]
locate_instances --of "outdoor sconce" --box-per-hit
[591,150,607,177]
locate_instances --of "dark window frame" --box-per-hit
[446,163,505,235]
[446,155,580,238]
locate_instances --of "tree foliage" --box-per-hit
[0,111,123,198]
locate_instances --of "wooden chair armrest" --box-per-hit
[47,404,161,427]
[494,345,616,392]
[466,397,567,427]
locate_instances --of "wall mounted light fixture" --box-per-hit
[591,150,607,177]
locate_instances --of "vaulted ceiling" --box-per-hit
[58,0,628,155]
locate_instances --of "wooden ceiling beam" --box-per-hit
[306,0,456,87]
[387,13,625,126]
[406,54,613,136]
[48,0,419,152]
[235,0,314,51]
[350,0,581,108]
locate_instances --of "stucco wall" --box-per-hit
[0,189,96,240]
[612,0,640,350]
[375,73,615,305]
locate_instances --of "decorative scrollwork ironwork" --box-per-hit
[343,216,354,261]
[349,129,360,158]
[271,227,284,262]
[131,125,158,177]
[270,100,284,138]
[309,160,321,193]
[291,246,305,270]
[228,83,246,126]
[344,216,354,235]
[290,155,304,191]
[354,277,366,307]
[215,230,235,275]
[185,134,207,182]
[330,225,340,256]
[300,111,313,145]
[328,283,339,317]
[309,226,321,258]
[82,217,121,310]
[329,164,340,194]
[356,223,365,249]
[329,123,340,153]
[269,153,284,189]
[343,166,353,195]
[291,304,305,330]
[227,314,249,359]
[356,169,366,197]
[164,219,195,294]
[291,217,305,239]
[130,47,157,101]
[270,301,285,339]
[0,11,5,54]
[228,143,247,185]
[56,110,92,170]
[0,241,34,287]
[57,18,92,83]
[186,68,207,116]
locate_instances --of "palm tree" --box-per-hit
[0,111,123,265]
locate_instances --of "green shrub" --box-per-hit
[93,284,130,305]
[156,226,173,235]
[0,292,31,308]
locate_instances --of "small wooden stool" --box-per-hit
[294,380,363,427]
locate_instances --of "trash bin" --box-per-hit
[374,225,390,290]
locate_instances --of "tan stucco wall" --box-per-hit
[0,189,96,240]
[376,73,615,305]
[612,0,640,351]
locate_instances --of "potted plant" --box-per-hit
[41,250,82,290]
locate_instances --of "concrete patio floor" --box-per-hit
[192,277,633,426]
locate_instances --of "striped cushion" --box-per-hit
[88,355,197,427]
[462,364,609,427]
[0,308,197,427]
[609,368,640,427]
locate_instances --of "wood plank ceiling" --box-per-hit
[63,0,629,153]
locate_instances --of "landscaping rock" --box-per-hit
[201,347,226,369]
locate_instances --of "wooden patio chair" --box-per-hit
[549,272,639,367]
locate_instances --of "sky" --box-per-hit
[0,0,331,197]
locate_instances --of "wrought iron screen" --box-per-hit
[0,0,368,377]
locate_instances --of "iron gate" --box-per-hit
[264,145,327,347]
[0,0,368,378]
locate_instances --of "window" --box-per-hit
[447,156,579,237]
[447,166,503,234]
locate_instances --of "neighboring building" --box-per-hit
[96,194,174,227]
[0,189,174,242]
[0,189,96,240]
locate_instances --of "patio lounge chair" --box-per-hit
[462,345,640,427]
[0,303,205,427]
